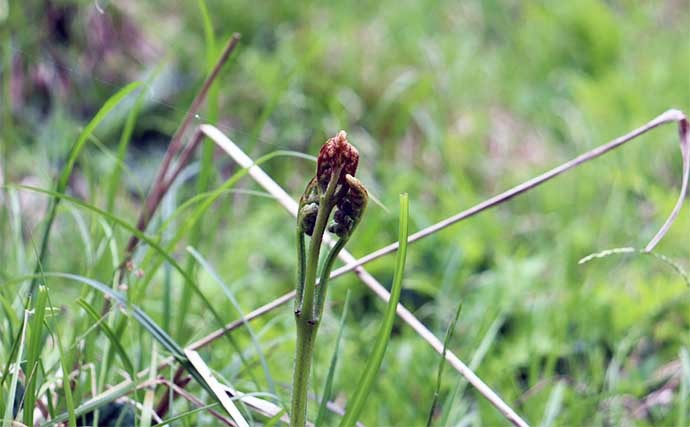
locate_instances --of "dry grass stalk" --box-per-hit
[122,33,241,258]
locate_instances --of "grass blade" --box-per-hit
[177,0,220,344]
[31,81,141,292]
[339,193,409,427]
[677,348,690,427]
[197,0,219,183]
[23,284,49,426]
[159,402,219,425]
[3,309,30,425]
[439,312,505,425]
[13,184,248,369]
[44,381,138,426]
[316,290,351,427]
[540,380,566,427]
[426,301,462,427]
[0,293,18,341]
[106,78,149,212]
[140,343,157,427]
[44,304,77,427]
[186,246,277,396]
[76,299,136,379]
[45,295,77,427]
[33,272,223,425]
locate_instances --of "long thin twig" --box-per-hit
[200,124,530,426]
[153,366,189,421]
[124,33,241,256]
[327,109,688,279]
[645,116,689,250]
[146,378,234,426]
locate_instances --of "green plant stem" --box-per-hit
[291,209,329,426]
[292,238,347,427]
[291,321,318,427]
[314,239,346,321]
[291,171,341,426]
[299,201,332,320]
[295,230,306,313]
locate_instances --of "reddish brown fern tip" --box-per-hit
[316,130,359,192]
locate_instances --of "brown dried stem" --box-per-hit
[123,33,241,257]
[145,378,234,426]
[153,365,189,422]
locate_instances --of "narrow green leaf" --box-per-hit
[677,347,690,427]
[440,312,505,425]
[44,313,77,427]
[23,285,49,426]
[264,409,287,427]
[187,246,277,396]
[13,184,243,367]
[45,380,137,427]
[106,79,148,212]
[426,301,462,427]
[0,319,22,388]
[339,193,409,427]
[316,290,351,427]
[0,293,18,339]
[540,380,566,427]
[76,299,136,379]
[3,309,30,425]
[34,272,224,427]
[179,0,219,344]
[159,403,219,425]
[31,81,141,293]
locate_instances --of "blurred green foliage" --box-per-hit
[1,0,689,425]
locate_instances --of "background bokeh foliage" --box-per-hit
[1,0,689,425]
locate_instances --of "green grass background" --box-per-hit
[1,0,689,425]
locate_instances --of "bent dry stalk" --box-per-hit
[291,131,368,426]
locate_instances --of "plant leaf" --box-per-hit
[316,290,351,427]
[426,301,462,427]
[339,193,409,427]
[31,81,141,293]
